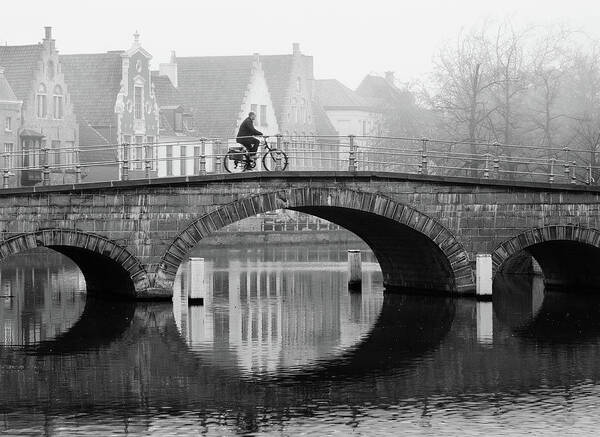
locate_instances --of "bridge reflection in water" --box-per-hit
[3,246,600,434]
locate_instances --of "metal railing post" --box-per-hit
[421,137,429,175]
[483,153,490,179]
[122,142,129,181]
[144,143,151,178]
[42,147,50,186]
[563,147,570,182]
[2,152,9,189]
[571,161,577,184]
[588,164,593,185]
[275,134,283,171]
[549,158,555,184]
[75,148,81,183]
[214,140,221,173]
[492,142,501,179]
[348,135,356,172]
[199,138,206,175]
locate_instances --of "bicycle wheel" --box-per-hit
[262,149,288,171]
[223,149,249,173]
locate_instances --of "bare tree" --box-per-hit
[430,25,499,174]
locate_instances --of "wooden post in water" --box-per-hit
[188,257,206,305]
[347,249,362,291]
[476,253,493,300]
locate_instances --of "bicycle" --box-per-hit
[223,136,288,173]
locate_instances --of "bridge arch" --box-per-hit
[492,225,600,291]
[0,229,148,298]
[155,187,474,294]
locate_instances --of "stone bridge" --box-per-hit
[1,171,599,299]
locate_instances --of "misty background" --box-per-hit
[4,0,600,173]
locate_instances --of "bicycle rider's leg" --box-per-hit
[248,138,260,158]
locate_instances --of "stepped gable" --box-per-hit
[60,52,123,126]
[259,55,294,124]
[175,56,255,138]
[0,44,44,101]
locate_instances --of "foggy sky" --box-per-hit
[2,0,600,88]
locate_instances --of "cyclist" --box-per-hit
[236,111,263,160]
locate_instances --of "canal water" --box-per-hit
[2,244,600,435]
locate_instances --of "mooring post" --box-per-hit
[476,301,493,344]
[188,257,206,305]
[475,253,492,300]
[347,249,362,291]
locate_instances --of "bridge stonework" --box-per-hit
[1,172,600,299]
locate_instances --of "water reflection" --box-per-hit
[4,245,600,435]
[173,249,384,376]
[0,249,86,347]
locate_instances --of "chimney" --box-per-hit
[385,71,395,85]
[43,26,55,51]
[292,43,301,56]
[159,50,178,88]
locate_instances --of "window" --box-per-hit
[4,117,11,132]
[36,84,47,118]
[64,141,75,166]
[166,145,173,176]
[250,104,258,115]
[180,145,187,175]
[51,140,61,166]
[3,143,13,169]
[260,105,267,126]
[22,139,39,168]
[175,112,183,131]
[134,86,143,119]
[134,136,143,169]
[53,85,64,119]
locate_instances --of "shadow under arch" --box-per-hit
[492,225,600,292]
[283,293,456,382]
[22,297,137,356]
[494,272,600,344]
[156,188,474,294]
[0,229,147,298]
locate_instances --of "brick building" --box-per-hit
[61,33,159,182]
[0,27,79,187]
[0,67,22,187]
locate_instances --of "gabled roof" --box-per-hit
[60,52,123,127]
[311,101,338,136]
[0,44,44,101]
[315,79,376,111]
[78,124,116,163]
[151,72,184,107]
[356,75,413,107]
[175,56,255,138]
[0,69,19,102]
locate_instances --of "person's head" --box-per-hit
[248,111,256,121]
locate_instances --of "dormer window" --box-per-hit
[53,85,63,119]
[36,83,47,118]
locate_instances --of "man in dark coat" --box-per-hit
[236,112,263,157]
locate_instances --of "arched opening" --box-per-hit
[157,188,473,294]
[493,225,600,292]
[0,230,146,299]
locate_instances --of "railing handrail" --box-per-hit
[2,134,599,188]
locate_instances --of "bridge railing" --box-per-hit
[1,135,598,188]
